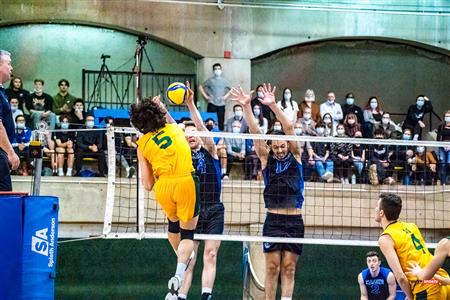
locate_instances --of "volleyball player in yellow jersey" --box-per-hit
[376,193,450,299]
[131,95,199,300]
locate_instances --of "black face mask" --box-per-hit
[206,124,214,131]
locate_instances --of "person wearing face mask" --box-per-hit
[54,115,76,177]
[411,146,437,185]
[223,119,245,179]
[298,89,321,123]
[271,120,282,133]
[341,92,364,124]
[363,97,383,138]
[26,78,56,130]
[297,107,317,136]
[307,123,334,182]
[253,104,268,134]
[375,112,402,139]
[294,122,314,181]
[343,113,360,137]
[330,124,353,184]
[69,98,87,129]
[75,115,106,177]
[9,97,23,127]
[351,131,366,181]
[321,113,334,137]
[320,91,343,126]
[276,88,299,124]
[204,118,229,178]
[251,85,272,122]
[225,104,248,133]
[392,128,414,185]
[199,63,232,131]
[368,128,395,185]
[11,114,32,176]
[402,95,433,140]
[436,110,450,184]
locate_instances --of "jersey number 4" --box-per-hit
[411,234,426,254]
[152,131,173,149]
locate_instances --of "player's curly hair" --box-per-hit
[130,97,166,134]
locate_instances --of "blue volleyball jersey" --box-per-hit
[262,152,304,209]
[362,267,391,300]
[191,147,221,206]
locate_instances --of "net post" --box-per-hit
[103,127,117,235]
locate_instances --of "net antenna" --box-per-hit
[89,54,123,109]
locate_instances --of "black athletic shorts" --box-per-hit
[195,202,225,235]
[262,212,304,256]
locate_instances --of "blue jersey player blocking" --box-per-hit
[358,251,397,300]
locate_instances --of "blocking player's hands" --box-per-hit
[230,86,253,108]
[259,83,276,107]
[407,262,423,280]
[185,81,194,105]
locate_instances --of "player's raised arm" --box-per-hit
[152,95,176,124]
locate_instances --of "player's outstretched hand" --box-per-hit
[259,83,276,106]
[185,81,194,105]
[406,262,422,279]
[230,86,253,107]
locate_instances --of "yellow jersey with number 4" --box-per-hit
[137,123,194,178]
[382,221,449,296]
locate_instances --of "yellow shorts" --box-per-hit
[153,173,200,222]
[413,284,449,300]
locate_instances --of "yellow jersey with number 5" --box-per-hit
[137,123,194,178]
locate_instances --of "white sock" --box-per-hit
[221,168,226,175]
[280,297,292,300]
[178,293,187,299]
[175,262,187,279]
[58,168,64,176]
[202,287,212,294]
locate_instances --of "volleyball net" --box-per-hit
[103,127,450,247]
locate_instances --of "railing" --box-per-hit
[82,69,196,111]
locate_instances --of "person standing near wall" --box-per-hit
[199,63,231,131]
[0,49,20,191]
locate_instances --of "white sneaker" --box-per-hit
[66,170,72,177]
[222,175,229,180]
[322,171,333,183]
[344,178,350,184]
[166,275,182,299]
[58,170,64,177]
[340,178,345,184]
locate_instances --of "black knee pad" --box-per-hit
[180,228,194,241]
[168,219,180,234]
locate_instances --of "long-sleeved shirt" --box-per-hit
[320,101,343,124]
[12,128,32,147]
[76,128,103,151]
[403,102,433,128]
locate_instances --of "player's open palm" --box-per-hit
[230,86,253,107]
[260,83,276,106]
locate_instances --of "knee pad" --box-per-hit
[180,228,194,241]
[168,219,180,234]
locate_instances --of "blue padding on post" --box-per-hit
[0,195,23,299]
[22,196,59,300]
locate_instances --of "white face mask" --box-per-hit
[303,112,311,120]
[214,69,222,77]
[305,96,314,102]
[370,101,378,109]
[232,126,240,133]
[416,146,425,154]
[10,104,18,112]
[86,121,95,128]
[316,127,325,135]
[61,123,70,130]
[16,122,25,129]
[445,116,450,123]
[257,92,264,99]
[284,93,291,101]
[382,117,390,125]
[253,109,260,116]
[324,117,332,124]
[234,110,243,118]
[294,128,302,136]
[273,125,282,131]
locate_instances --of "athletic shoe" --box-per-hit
[166,275,182,299]
[127,166,136,179]
[322,171,333,183]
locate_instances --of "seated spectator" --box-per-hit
[75,115,106,177]
[12,115,31,176]
[392,128,414,185]
[223,120,245,179]
[244,136,260,180]
[54,115,75,176]
[343,112,360,137]
[271,119,282,132]
[402,95,433,140]
[322,113,334,137]
[363,96,383,138]
[9,97,23,127]
[298,89,321,123]
[253,104,268,134]
[320,91,343,127]
[376,112,402,139]
[225,104,247,133]
[53,79,77,116]
[26,79,56,130]
[436,110,450,184]
[297,106,317,136]
[251,85,271,122]
[341,92,364,124]
[307,122,333,182]
[351,131,366,181]
[295,124,314,181]
[69,99,87,128]
[411,146,437,185]
[277,88,298,124]
[6,76,29,113]
[205,117,227,177]
[331,123,353,184]
[368,128,394,185]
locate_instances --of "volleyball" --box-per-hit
[166,82,187,105]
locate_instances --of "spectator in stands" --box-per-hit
[307,122,333,182]
[271,119,282,132]
[322,113,334,137]
[368,128,395,185]
[26,79,56,130]
[244,133,260,180]
[54,115,75,177]
[9,97,23,127]
[6,76,29,113]
[12,114,31,176]
[253,103,268,134]
[53,79,77,116]
[331,123,353,184]
[297,106,316,136]
[205,118,228,178]
[225,104,247,133]
[343,112,360,137]
[412,146,437,185]
[320,91,343,127]
[376,112,402,139]
[392,128,414,185]
[199,63,231,131]
[251,85,271,122]
[351,131,366,182]
[363,96,383,138]
[298,89,321,123]
[75,115,106,177]
[277,88,298,124]
[223,119,245,179]
[437,110,450,185]
[69,98,86,128]
[295,122,314,181]
[341,92,364,124]
[402,95,433,140]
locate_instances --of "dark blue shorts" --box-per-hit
[262,212,304,256]
[0,150,12,191]
[195,202,225,235]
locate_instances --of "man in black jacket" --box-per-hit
[75,115,106,176]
